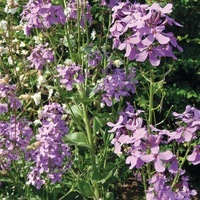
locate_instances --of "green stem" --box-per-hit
[65,23,73,58]
[148,68,154,127]
[82,104,100,200]
[171,142,192,189]
[76,0,81,57]
[146,67,154,180]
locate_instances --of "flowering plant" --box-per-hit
[0,0,199,199]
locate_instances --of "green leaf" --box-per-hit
[91,165,114,184]
[91,167,102,182]
[71,104,83,120]
[65,132,90,148]
[78,180,94,198]
[92,117,102,134]
[105,192,114,200]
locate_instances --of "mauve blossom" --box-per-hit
[107,115,124,133]
[0,117,33,170]
[96,68,137,106]
[173,105,200,126]
[57,63,84,91]
[100,0,120,8]
[187,145,200,165]
[0,103,8,114]
[125,147,144,169]
[21,0,66,35]
[27,43,54,70]
[27,103,71,188]
[65,0,92,28]
[110,2,183,66]
[167,126,197,143]
[141,146,174,172]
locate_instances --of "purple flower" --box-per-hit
[0,82,21,110]
[57,63,84,91]
[141,146,174,172]
[0,103,8,114]
[87,50,102,68]
[66,0,92,28]
[110,2,183,66]
[21,0,66,35]
[27,103,71,188]
[187,145,200,165]
[96,68,137,106]
[173,105,200,126]
[100,0,121,8]
[107,115,124,133]
[0,117,33,170]
[125,147,144,169]
[27,43,54,70]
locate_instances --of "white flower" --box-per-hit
[33,119,42,125]
[37,75,47,87]
[100,103,105,108]
[8,56,13,65]
[64,59,74,65]
[91,29,96,40]
[64,7,72,16]
[12,38,19,43]
[4,0,19,14]
[113,59,123,68]
[48,88,54,100]
[33,36,43,44]
[21,50,28,55]
[31,92,41,106]
[20,41,25,47]
[37,109,43,118]
[0,20,7,30]
[0,46,7,55]
[4,6,18,14]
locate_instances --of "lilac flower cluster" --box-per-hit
[146,173,197,199]
[21,0,66,35]
[96,68,137,107]
[27,103,71,189]
[0,81,32,170]
[65,0,92,27]
[27,43,54,70]
[108,104,199,199]
[0,117,33,170]
[0,81,21,111]
[87,50,102,68]
[110,2,183,66]
[57,63,84,91]
[100,0,121,8]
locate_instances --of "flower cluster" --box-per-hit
[107,104,199,199]
[4,0,19,14]
[0,117,33,170]
[110,2,183,66]
[0,79,21,110]
[21,0,66,35]
[57,63,84,91]
[146,174,197,199]
[100,0,121,8]
[87,49,102,68]
[27,43,54,70]
[65,0,92,27]
[96,68,137,107]
[26,103,71,189]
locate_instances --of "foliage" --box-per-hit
[0,0,199,199]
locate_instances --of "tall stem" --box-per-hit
[82,104,100,200]
[148,68,154,127]
[76,0,81,57]
[171,142,192,189]
[146,68,154,181]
